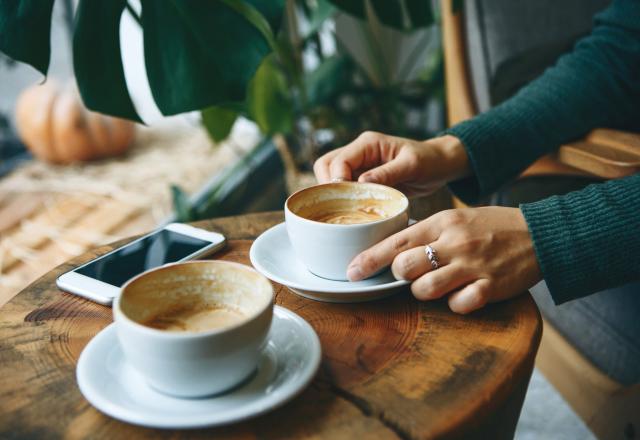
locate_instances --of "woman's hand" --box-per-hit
[347,207,543,314]
[313,131,471,197]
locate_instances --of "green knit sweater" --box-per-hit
[445,0,640,304]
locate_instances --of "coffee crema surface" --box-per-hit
[142,303,247,332]
[119,262,272,334]
[288,182,407,226]
[297,198,394,224]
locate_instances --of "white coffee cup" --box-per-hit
[113,260,273,398]
[285,182,409,280]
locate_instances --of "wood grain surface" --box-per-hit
[559,129,640,179]
[0,212,542,439]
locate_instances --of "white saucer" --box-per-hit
[76,306,321,429]
[250,223,409,303]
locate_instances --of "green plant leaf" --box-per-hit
[171,184,195,222]
[405,0,434,28]
[74,0,141,122]
[328,0,364,18]
[0,0,55,75]
[306,55,349,106]
[329,0,434,30]
[140,0,284,116]
[248,55,293,135]
[1,0,287,121]
[303,0,336,40]
[246,0,286,36]
[371,1,404,29]
[217,0,279,50]
[201,106,238,142]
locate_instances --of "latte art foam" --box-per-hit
[297,198,396,225]
[142,303,247,332]
[307,206,388,224]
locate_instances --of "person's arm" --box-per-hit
[521,173,640,304]
[446,0,640,203]
[314,0,640,312]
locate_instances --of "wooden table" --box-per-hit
[0,212,542,439]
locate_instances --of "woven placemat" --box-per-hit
[0,120,258,220]
[0,119,259,303]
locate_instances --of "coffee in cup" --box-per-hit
[295,197,401,225]
[114,260,273,397]
[285,182,409,280]
[141,303,248,332]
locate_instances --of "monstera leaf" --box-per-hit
[0,0,286,121]
[328,0,434,31]
[0,0,55,75]
[1,0,435,134]
[139,0,282,116]
[73,0,141,121]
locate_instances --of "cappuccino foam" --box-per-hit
[298,198,392,224]
[142,303,247,332]
[119,262,272,334]
[288,182,407,226]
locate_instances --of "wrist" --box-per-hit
[429,135,472,182]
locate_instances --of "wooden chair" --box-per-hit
[441,1,640,438]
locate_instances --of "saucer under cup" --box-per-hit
[76,306,321,429]
[250,223,409,303]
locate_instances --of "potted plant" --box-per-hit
[0,0,449,220]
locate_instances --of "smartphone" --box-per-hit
[56,223,226,305]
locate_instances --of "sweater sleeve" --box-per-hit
[520,174,640,304]
[445,0,640,203]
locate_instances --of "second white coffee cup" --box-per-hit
[113,260,274,398]
[285,182,409,281]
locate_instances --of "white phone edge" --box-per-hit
[56,223,226,306]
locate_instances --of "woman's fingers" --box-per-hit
[347,218,442,281]
[357,157,408,187]
[329,149,359,182]
[391,246,432,281]
[315,143,371,183]
[328,135,387,181]
[410,263,473,301]
[391,242,451,281]
[313,149,341,183]
[317,131,404,183]
[447,279,491,314]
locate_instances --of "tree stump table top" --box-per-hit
[0,211,542,439]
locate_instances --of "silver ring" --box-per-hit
[330,177,346,183]
[425,245,439,270]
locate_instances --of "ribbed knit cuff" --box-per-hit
[443,110,544,204]
[521,174,640,304]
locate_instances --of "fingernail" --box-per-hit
[391,267,405,281]
[347,265,364,281]
[451,291,481,314]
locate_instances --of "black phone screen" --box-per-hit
[75,229,211,287]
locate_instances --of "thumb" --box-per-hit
[358,158,408,186]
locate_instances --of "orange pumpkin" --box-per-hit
[15,80,135,164]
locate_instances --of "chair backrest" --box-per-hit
[464,0,611,112]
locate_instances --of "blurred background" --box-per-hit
[0,0,447,305]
